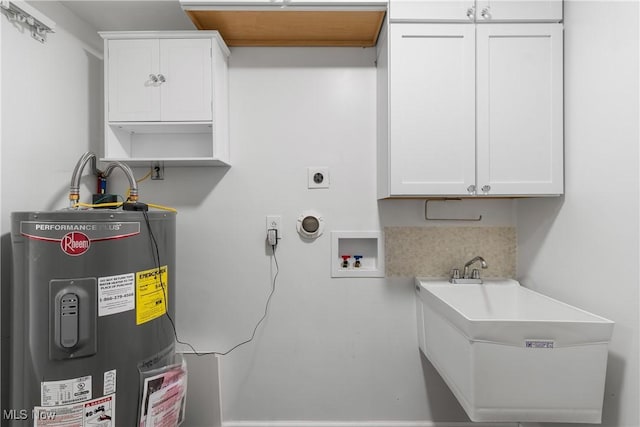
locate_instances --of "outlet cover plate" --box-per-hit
[151,161,164,180]
[266,215,282,238]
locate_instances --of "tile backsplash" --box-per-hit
[385,226,516,278]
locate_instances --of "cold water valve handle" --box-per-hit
[353,255,363,268]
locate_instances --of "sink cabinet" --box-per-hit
[101,31,230,166]
[377,3,564,198]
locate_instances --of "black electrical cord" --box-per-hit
[142,211,279,357]
[208,247,279,356]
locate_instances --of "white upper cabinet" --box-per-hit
[388,24,476,196]
[390,0,563,22]
[377,18,564,198]
[108,38,212,122]
[101,31,230,166]
[107,39,161,122]
[158,39,213,122]
[476,24,563,196]
[475,0,563,22]
[390,0,475,21]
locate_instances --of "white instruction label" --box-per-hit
[41,376,92,407]
[33,401,84,426]
[98,273,135,316]
[33,394,115,427]
[103,370,116,396]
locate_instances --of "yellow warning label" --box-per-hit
[136,265,168,325]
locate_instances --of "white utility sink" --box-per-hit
[415,278,614,424]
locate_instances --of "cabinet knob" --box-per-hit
[467,185,476,194]
[157,74,166,83]
[481,7,491,20]
[466,6,475,20]
[148,74,158,83]
[481,185,491,193]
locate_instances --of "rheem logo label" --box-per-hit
[60,232,90,256]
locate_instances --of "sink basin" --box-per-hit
[415,278,614,424]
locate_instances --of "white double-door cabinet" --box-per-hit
[390,0,563,22]
[107,38,213,122]
[101,31,230,165]
[379,22,563,197]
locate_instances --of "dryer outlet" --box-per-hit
[308,167,330,189]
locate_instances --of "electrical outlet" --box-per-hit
[308,167,329,189]
[151,161,164,180]
[266,215,282,238]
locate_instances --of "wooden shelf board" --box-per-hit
[185,10,385,47]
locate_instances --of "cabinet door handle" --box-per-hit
[481,185,491,193]
[157,74,166,83]
[481,7,491,20]
[466,6,476,20]
[467,185,476,194]
[148,74,158,83]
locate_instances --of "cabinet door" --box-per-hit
[389,24,476,196]
[475,0,562,22]
[107,39,160,122]
[159,39,213,121]
[476,24,563,196]
[390,0,475,22]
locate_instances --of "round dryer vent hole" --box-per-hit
[302,216,320,233]
[297,211,325,239]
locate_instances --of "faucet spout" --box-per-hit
[463,256,488,278]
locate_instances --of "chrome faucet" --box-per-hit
[463,256,488,279]
[450,256,488,284]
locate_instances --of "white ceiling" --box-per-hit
[57,1,196,31]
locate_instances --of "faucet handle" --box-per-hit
[471,269,481,279]
[451,268,460,279]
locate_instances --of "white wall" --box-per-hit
[0,3,102,226]
[0,6,515,426]
[153,47,498,424]
[7,1,637,427]
[124,41,516,424]
[516,2,639,427]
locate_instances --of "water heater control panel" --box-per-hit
[49,278,97,360]
[59,293,79,348]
